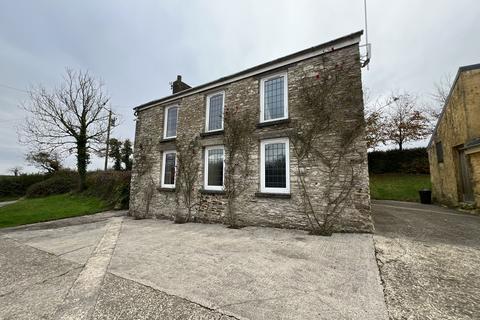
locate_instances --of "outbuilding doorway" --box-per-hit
[458,149,475,202]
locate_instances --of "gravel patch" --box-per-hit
[373,200,480,320]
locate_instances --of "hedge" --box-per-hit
[0,174,47,199]
[368,147,430,174]
[2,170,131,209]
[84,170,131,209]
[26,171,79,198]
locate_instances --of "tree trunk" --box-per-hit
[398,141,403,151]
[77,132,88,191]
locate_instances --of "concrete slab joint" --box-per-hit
[52,217,124,320]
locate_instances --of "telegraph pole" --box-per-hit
[104,108,112,171]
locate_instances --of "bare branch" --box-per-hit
[18,68,111,190]
[383,92,431,150]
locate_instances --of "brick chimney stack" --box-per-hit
[171,75,191,94]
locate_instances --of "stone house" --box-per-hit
[130,31,373,233]
[428,64,480,210]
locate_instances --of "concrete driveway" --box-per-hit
[0,211,388,320]
[373,200,480,320]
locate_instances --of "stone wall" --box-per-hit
[130,43,373,233]
[428,67,480,209]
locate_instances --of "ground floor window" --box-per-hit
[260,138,290,194]
[161,150,176,188]
[204,146,224,190]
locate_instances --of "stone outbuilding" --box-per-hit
[428,64,480,210]
[130,31,373,233]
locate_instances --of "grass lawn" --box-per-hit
[370,174,431,202]
[0,194,108,228]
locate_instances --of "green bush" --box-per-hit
[25,171,78,198]
[8,170,131,209]
[0,174,47,199]
[368,148,429,174]
[85,170,131,209]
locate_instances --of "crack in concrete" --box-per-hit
[107,272,241,320]
[0,234,62,259]
[217,287,350,319]
[0,266,82,298]
[58,244,93,257]
[373,236,393,320]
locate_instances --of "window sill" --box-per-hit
[157,187,175,192]
[255,192,291,199]
[200,130,224,138]
[256,118,290,128]
[200,189,226,195]
[160,137,176,143]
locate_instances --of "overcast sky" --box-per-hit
[1,0,479,174]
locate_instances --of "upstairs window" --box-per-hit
[204,146,224,190]
[161,150,176,188]
[260,73,288,123]
[206,92,224,132]
[436,141,444,163]
[260,138,290,194]
[164,105,178,139]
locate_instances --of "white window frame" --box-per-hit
[161,150,176,188]
[260,138,290,194]
[259,72,288,123]
[163,105,179,139]
[204,145,225,191]
[205,91,225,133]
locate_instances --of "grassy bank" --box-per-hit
[0,194,108,228]
[0,196,20,202]
[370,174,431,202]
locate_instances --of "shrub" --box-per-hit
[368,147,430,174]
[25,171,78,198]
[84,170,131,209]
[0,174,48,199]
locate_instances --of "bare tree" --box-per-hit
[384,92,431,150]
[364,89,383,150]
[431,74,453,107]
[9,166,23,177]
[19,69,112,190]
[26,151,62,173]
[365,111,386,150]
[427,73,453,120]
[364,93,400,150]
